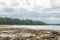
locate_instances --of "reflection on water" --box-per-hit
[0,25,60,30]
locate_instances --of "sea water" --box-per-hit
[0,25,60,30]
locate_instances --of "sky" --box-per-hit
[0,0,60,24]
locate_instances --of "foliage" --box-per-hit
[0,17,46,25]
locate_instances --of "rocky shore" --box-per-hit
[0,28,59,40]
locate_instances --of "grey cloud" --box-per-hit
[3,7,15,13]
[1,7,60,18]
[0,2,6,6]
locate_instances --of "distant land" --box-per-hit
[0,17,60,25]
[0,17,46,25]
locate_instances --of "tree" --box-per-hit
[0,17,46,25]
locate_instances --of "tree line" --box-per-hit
[0,17,46,25]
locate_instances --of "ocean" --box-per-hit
[0,25,60,30]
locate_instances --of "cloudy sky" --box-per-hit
[0,0,60,24]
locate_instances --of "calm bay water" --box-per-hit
[0,25,60,30]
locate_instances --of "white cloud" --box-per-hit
[0,0,51,9]
[50,0,60,8]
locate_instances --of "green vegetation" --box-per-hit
[0,17,46,25]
